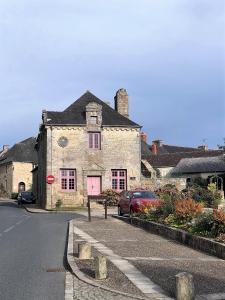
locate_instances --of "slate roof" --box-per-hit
[147,150,223,168]
[149,144,203,155]
[45,91,140,128]
[0,137,37,165]
[171,156,225,174]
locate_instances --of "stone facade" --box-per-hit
[139,178,186,191]
[36,91,141,209]
[0,138,37,197]
[0,162,33,197]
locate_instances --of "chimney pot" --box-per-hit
[152,139,163,147]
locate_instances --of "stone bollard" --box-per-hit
[95,256,107,280]
[175,272,195,300]
[78,243,91,259]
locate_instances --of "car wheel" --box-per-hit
[118,206,124,216]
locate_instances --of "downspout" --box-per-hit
[50,125,53,209]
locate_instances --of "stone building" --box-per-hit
[142,139,224,178]
[36,89,141,209]
[0,137,37,197]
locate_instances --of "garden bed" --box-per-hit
[113,215,225,260]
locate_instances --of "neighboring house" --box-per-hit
[171,155,225,196]
[35,89,142,209]
[0,138,37,197]
[142,139,224,178]
[171,156,225,179]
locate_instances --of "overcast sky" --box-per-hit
[0,0,224,149]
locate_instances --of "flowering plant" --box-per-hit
[175,198,203,223]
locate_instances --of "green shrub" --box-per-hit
[11,192,18,199]
[101,189,120,206]
[55,199,63,209]
[187,185,221,207]
[191,212,214,236]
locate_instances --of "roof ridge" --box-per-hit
[16,137,35,144]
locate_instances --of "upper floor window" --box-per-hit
[89,132,101,149]
[60,169,76,191]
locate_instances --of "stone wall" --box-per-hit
[42,125,141,209]
[0,162,33,197]
[12,162,33,193]
[131,177,186,191]
[0,163,13,197]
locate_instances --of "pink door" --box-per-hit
[87,177,101,195]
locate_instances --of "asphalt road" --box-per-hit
[0,200,82,300]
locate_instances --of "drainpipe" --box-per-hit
[50,125,53,209]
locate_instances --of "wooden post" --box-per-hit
[87,197,91,222]
[105,198,107,219]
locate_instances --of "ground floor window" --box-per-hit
[60,169,76,191]
[111,169,127,192]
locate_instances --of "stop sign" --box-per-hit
[47,175,55,184]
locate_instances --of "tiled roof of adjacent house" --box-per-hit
[149,143,203,155]
[45,91,140,127]
[0,137,37,165]
[171,156,225,174]
[147,150,223,168]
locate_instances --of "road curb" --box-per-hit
[66,219,151,300]
[22,205,83,214]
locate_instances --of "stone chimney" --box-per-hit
[152,143,157,155]
[3,145,9,151]
[42,109,47,123]
[114,88,129,118]
[140,132,147,143]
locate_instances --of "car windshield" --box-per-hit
[131,191,156,199]
[21,192,33,197]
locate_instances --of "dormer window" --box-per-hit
[90,116,97,125]
[86,102,102,130]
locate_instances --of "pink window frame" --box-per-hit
[88,132,101,149]
[60,169,76,192]
[111,169,127,192]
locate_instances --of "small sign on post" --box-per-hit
[47,175,55,184]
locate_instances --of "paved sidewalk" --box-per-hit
[72,215,225,299]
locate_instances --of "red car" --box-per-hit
[118,190,158,216]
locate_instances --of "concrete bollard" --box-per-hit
[78,243,91,259]
[95,256,107,280]
[176,272,195,300]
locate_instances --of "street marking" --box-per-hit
[197,293,225,300]
[4,225,15,233]
[16,221,23,225]
[124,257,223,262]
[65,272,74,300]
[74,225,172,299]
